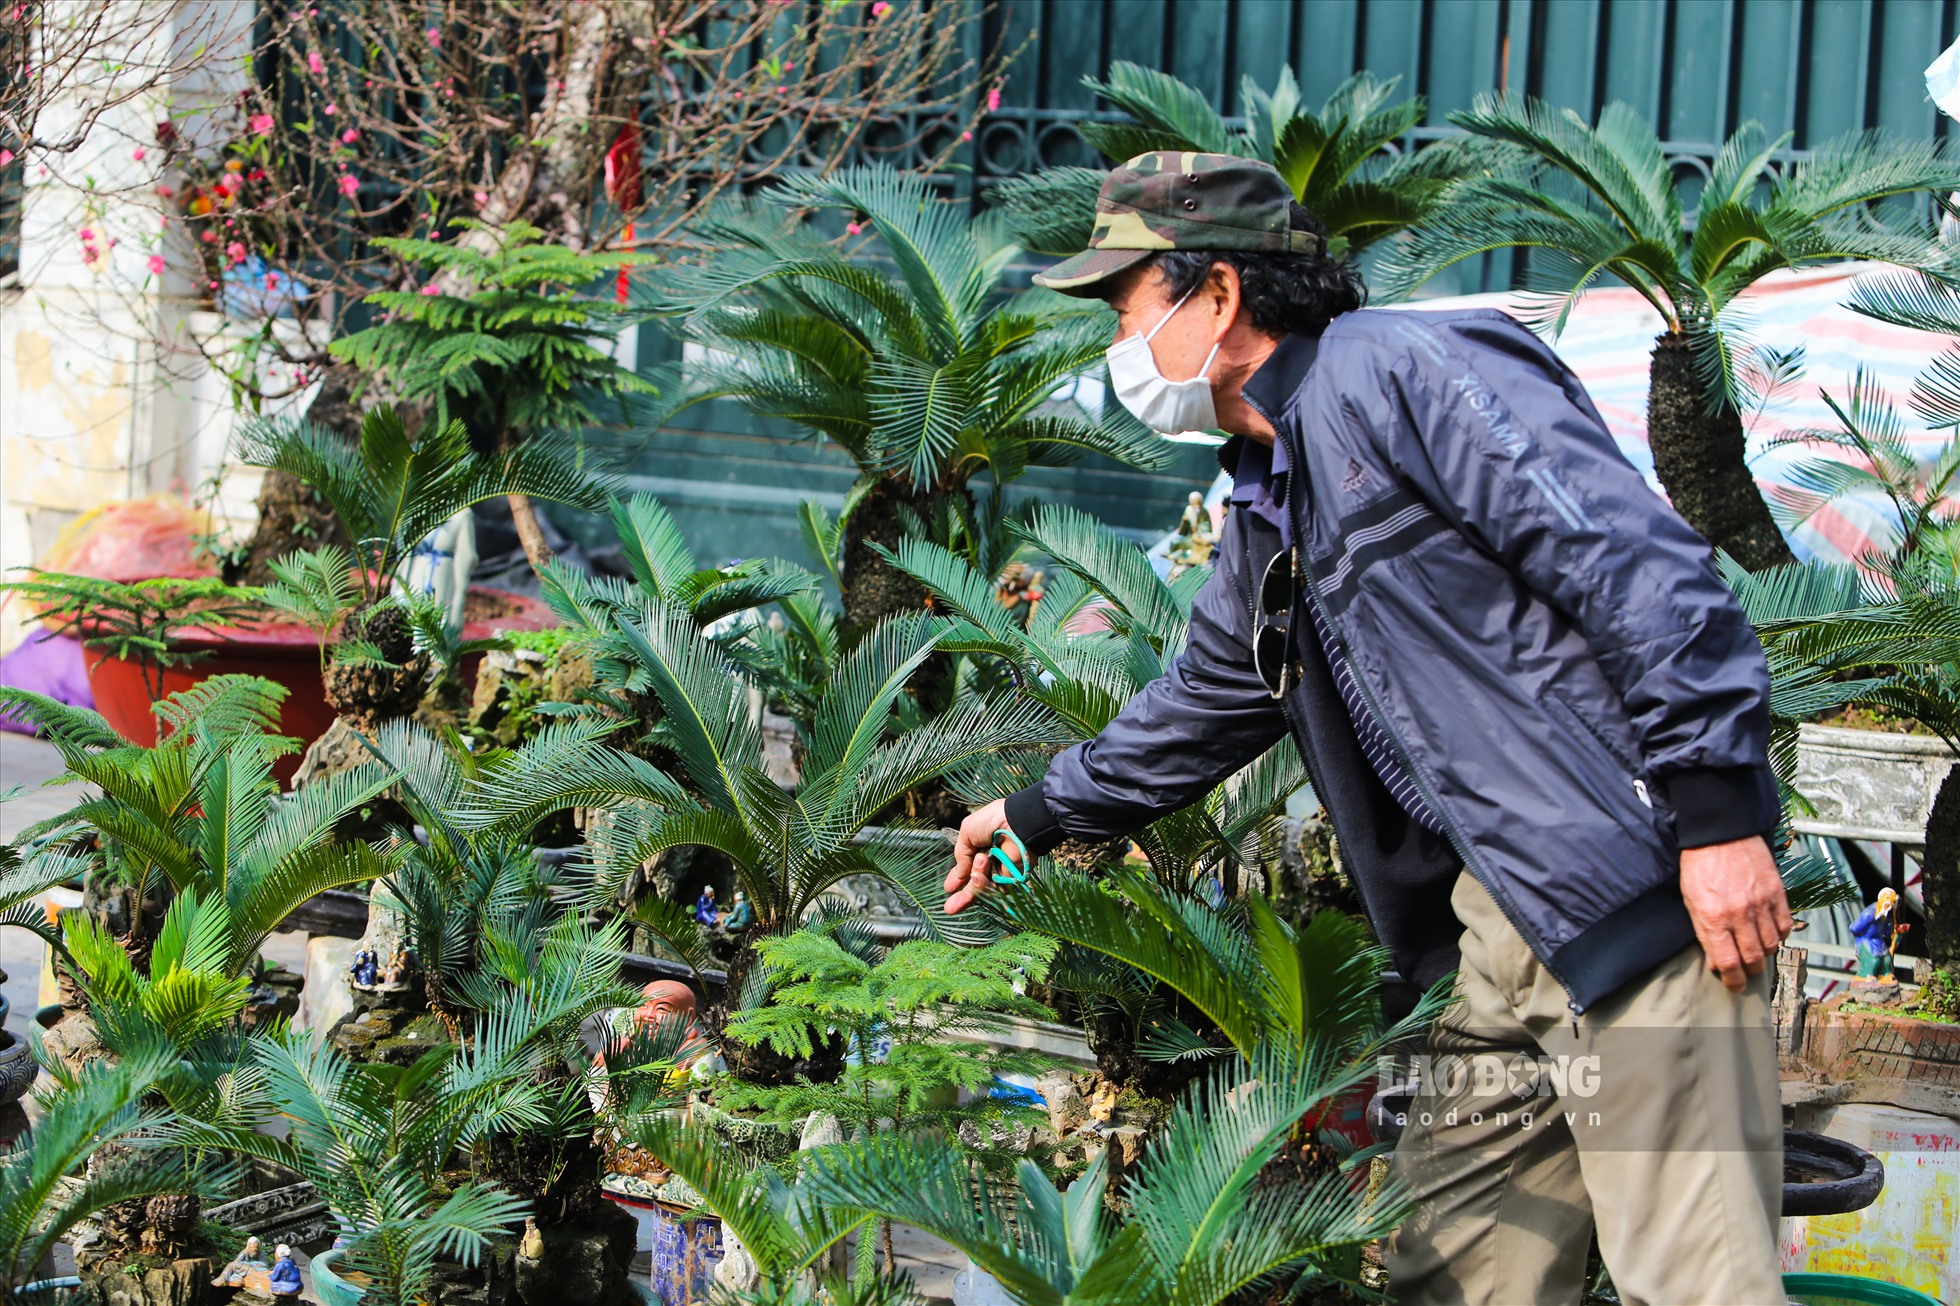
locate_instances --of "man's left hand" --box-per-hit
[1679,835,1793,994]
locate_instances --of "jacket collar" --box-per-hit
[1239,331,1320,428]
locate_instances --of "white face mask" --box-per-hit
[1105,287,1221,434]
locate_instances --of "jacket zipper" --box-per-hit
[1245,395,1587,1019]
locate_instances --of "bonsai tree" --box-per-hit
[647,167,1169,633]
[660,1044,1414,1304]
[328,222,655,572]
[237,404,615,726]
[1376,97,1960,570]
[0,1050,231,1302]
[460,598,1063,1078]
[1727,267,1960,979]
[9,676,398,975]
[992,63,1498,259]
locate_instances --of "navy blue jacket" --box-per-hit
[1004,308,1780,1012]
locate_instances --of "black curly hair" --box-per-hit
[1149,202,1365,337]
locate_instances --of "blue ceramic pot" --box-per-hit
[649,1203,723,1305]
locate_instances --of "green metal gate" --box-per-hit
[583,0,1956,569]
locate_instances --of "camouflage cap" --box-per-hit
[1033,151,1319,295]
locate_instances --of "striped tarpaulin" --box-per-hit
[1387,263,1948,565]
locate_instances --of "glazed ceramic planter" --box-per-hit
[648,1202,724,1305]
[1790,723,1957,844]
[0,1029,38,1107]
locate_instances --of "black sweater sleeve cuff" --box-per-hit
[1661,764,1780,848]
[1003,779,1068,860]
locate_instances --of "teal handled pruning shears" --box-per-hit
[941,828,1032,910]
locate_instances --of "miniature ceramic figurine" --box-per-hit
[597,982,718,1076]
[211,1236,269,1292]
[723,891,753,932]
[692,885,718,926]
[1166,491,1218,576]
[268,1245,302,1298]
[348,947,379,987]
[380,944,411,986]
[1850,887,1903,979]
[518,1217,545,1262]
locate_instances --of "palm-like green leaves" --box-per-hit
[15,675,399,974]
[215,1033,532,1306]
[1378,99,1960,405]
[791,1044,1410,1305]
[463,594,1065,967]
[993,65,1496,259]
[646,167,1168,495]
[0,1049,230,1299]
[235,404,616,604]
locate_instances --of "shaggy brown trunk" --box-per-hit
[1646,333,1794,571]
[1923,764,1960,978]
[841,479,939,635]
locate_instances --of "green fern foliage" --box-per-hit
[329,220,656,440]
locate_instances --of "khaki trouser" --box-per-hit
[1384,872,1784,1306]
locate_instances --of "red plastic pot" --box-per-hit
[82,586,553,784]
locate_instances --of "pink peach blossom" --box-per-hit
[427,26,441,45]
[201,230,218,244]
[324,103,337,115]
[250,113,274,135]
[338,174,360,197]
[341,128,359,143]
[420,284,440,296]
[473,190,488,206]
[961,130,972,142]
[147,253,166,275]
[79,227,94,241]
[845,221,864,235]
[132,147,146,161]
[871,1,890,15]
[307,52,323,74]
[226,241,247,265]
[986,84,1002,112]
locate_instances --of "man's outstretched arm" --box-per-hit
[947,511,1290,912]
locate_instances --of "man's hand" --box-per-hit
[1679,835,1793,994]
[945,798,1020,915]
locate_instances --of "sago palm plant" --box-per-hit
[644,167,1167,632]
[11,675,399,973]
[1377,97,1960,570]
[993,63,1496,259]
[460,599,1064,1074]
[238,404,615,722]
[887,504,1298,892]
[793,1044,1412,1305]
[0,1048,232,1303]
[213,1032,532,1306]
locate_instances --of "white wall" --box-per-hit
[0,1,306,654]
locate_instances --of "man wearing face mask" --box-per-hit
[945,153,1791,1306]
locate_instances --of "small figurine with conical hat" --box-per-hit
[1849,887,1902,979]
